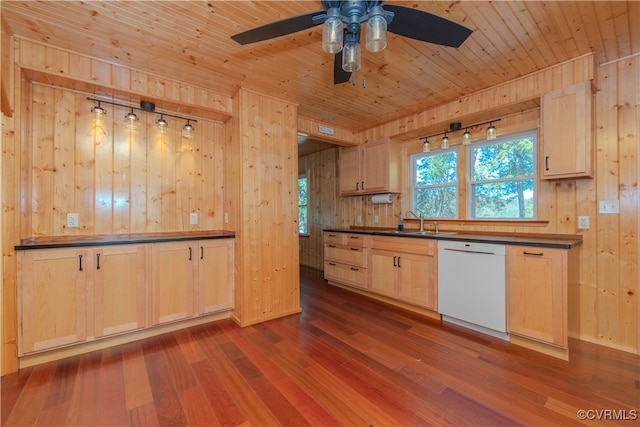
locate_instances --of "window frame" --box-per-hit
[409,146,459,219]
[466,130,538,220]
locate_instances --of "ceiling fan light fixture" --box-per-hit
[342,35,361,72]
[366,13,387,52]
[322,9,343,54]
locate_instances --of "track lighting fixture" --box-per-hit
[88,97,197,135]
[420,118,501,149]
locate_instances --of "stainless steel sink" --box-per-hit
[406,230,457,236]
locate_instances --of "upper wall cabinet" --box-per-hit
[540,81,593,180]
[338,138,400,196]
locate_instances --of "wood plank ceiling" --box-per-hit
[2,1,639,133]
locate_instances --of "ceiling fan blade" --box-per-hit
[333,51,351,85]
[231,10,325,45]
[384,5,472,48]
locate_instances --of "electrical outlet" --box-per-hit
[356,215,362,223]
[577,216,590,230]
[374,215,379,223]
[224,212,229,224]
[67,213,79,228]
[190,213,198,225]
[599,200,620,214]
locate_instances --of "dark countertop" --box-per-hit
[15,230,235,250]
[323,228,582,249]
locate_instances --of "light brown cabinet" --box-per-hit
[93,245,147,338]
[18,237,234,356]
[338,139,400,195]
[18,248,88,355]
[324,232,369,289]
[369,236,437,310]
[540,81,593,179]
[507,245,572,349]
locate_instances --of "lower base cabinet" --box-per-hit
[18,238,234,356]
[370,236,437,311]
[507,245,572,349]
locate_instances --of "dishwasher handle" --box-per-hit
[442,248,497,256]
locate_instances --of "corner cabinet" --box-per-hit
[17,235,234,357]
[540,81,593,179]
[338,138,400,196]
[506,245,579,358]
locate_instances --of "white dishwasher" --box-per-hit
[437,240,508,340]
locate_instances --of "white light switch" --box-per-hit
[599,200,620,214]
[190,213,198,225]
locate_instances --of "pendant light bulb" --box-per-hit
[322,9,343,54]
[92,102,106,122]
[366,13,387,53]
[487,122,497,140]
[124,109,139,129]
[342,33,361,72]
[441,133,449,149]
[462,129,471,145]
[182,120,194,139]
[422,139,430,153]
[156,115,168,134]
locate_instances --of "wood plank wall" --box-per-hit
[228,88,301,327]
[26,83,226,236]
[299,54,640,355]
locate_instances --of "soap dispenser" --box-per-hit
[397,212,404,231]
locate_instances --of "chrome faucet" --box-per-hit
[433,221,439,233]
[406,211,425,232]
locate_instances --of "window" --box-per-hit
[298,174,308,234]
[468,131,536,219]
[410,148,458,218]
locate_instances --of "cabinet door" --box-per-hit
[369,249,397,297]
[338,146,362,195]
[397,252,437,310]
[362,140,390,194]
[18,248,87,354]
[541,81,592,179]
[93,245,146,338]
[196,239,234,315]
[507,246,567,347]
[151,241,195,325]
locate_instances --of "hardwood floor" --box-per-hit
[2,266,639,426]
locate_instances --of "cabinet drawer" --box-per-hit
[325,244,368,267]
[324,261,367,289]
[371,236,436,256]
[324,232,346,245]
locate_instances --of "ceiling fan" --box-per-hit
[231,1,472,84]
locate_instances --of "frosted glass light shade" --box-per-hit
[487,124,497,140]
[462,130,471,145]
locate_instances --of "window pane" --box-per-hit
[298,206,308,234]
[415,151,457,185]
[473,138,535,181]
[414,186,458,218]
[472,179,534,218]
